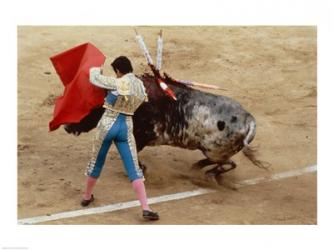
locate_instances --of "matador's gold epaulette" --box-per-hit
[117,79,131,96]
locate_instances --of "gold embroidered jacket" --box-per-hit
[89,67,148,115]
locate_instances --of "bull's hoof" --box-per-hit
[204,163,238,187]
[215,174,224,185]
[139,161,147,174]
[204,166,222,185]
[204,172,220,186]
[215,175,238,190]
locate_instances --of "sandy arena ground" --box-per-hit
[17,26,317,224]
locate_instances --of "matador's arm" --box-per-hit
[89,67,118,90]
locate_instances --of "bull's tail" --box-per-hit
[242,115,270,170]
[242,146,270,169]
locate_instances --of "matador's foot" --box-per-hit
[143,210,159,221]
[81,194,95,207]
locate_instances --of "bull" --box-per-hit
[64,73,267,182]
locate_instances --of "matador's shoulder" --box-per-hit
[116,76,131,96]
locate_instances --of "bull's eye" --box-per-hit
[231,116,237,123]
[217,121,225,131]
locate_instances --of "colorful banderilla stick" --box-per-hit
[134,29,177,101]
[156,30,163,71]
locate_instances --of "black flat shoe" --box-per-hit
[81,194,94,207]
[143,210,159,221]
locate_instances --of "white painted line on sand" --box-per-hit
[18,164,317,225]
[18,188,213,225]
[234,164,317,188]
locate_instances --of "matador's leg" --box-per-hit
[82,111,119,205]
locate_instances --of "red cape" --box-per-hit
[49,43,106,131]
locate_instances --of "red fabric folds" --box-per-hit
[49,43,106,131]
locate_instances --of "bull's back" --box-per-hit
[133,87,255,159]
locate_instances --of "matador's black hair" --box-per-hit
[111,56,133,74]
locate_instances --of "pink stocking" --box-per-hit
[83,176,97,200]
[132,178,151,211]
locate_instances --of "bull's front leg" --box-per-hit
[205,159,237,177]
[139,160,147,175]
[204,159,237,186]
[192,158,215,170]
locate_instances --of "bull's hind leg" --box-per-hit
[192,158,215,170]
